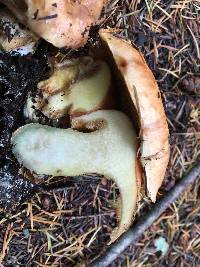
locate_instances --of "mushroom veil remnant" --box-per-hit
[12,110,138,243]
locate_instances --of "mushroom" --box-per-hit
[12,110,138,243]
[11,30,169,243]
[1,0,107,48]
[0,8,38,54]
[24,58,113,120]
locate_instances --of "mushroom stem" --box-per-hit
[12,110,138,242]
[109,177,137,244]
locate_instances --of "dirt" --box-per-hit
[0,42,50,211]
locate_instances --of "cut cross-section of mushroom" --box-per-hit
[25,58,113,120]
[42,61,112,118]
[12,110,138,243]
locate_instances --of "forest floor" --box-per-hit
[0,0,199,266]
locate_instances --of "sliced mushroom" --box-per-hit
[12,110,138,243]
[37,60,80,95]
[25,58,113,120]
[1,0,107,48]
[99,29,170,202]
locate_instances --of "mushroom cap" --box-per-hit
[99,29,170,202]
[24,0,106,48]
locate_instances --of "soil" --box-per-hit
[0,42,50,212]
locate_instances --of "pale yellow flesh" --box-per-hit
[42,61,111,117]
[25,60,111,119]
[12,110,137,243]
[37,63,79,95]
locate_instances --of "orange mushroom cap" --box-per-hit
[99,29,170,202]
[1,0,107,48]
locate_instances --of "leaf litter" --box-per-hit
[0,0,199,266]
